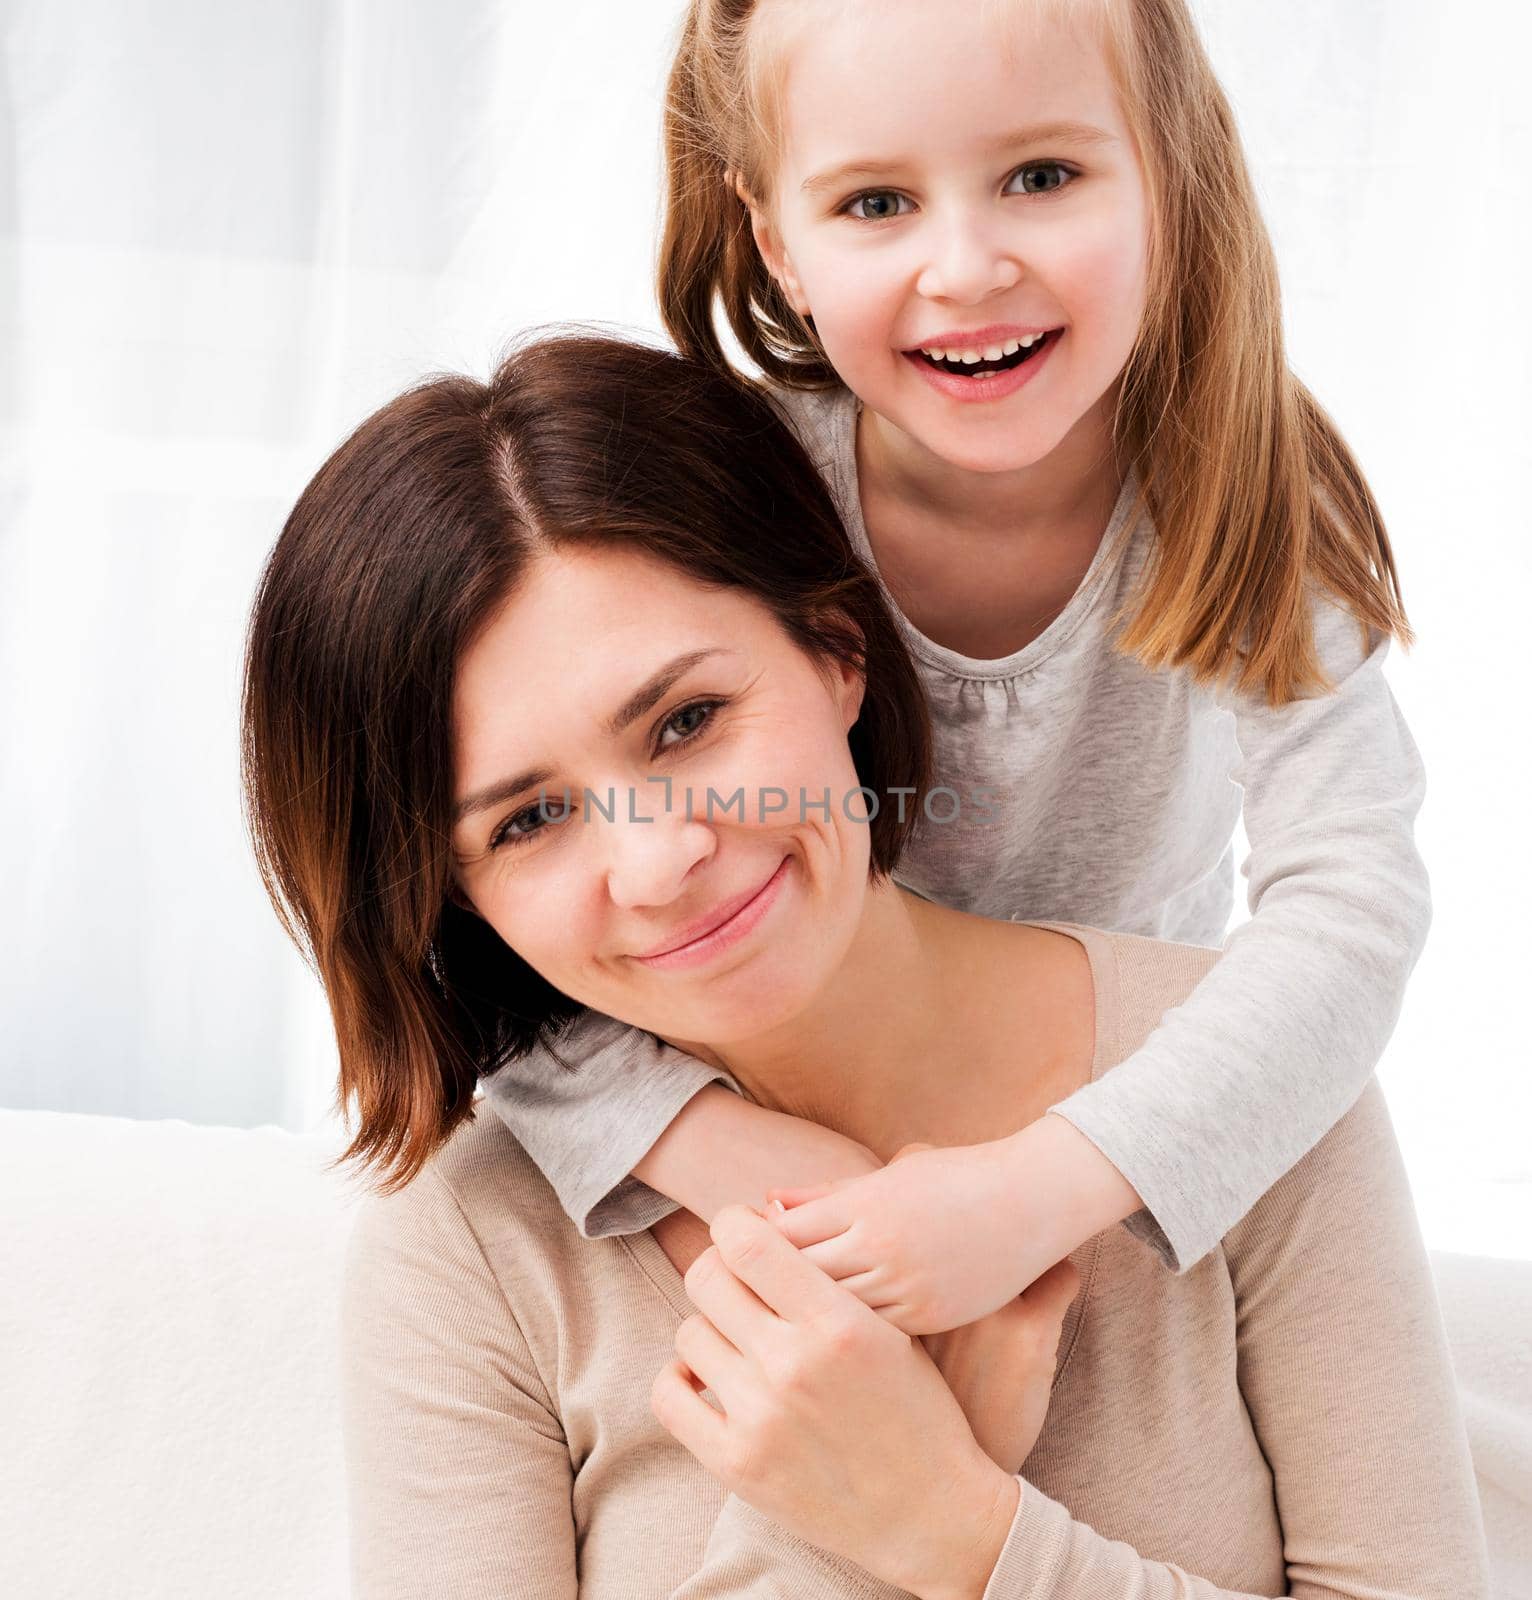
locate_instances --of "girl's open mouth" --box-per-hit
[908,329,1060,378]
[901,328,1063,403]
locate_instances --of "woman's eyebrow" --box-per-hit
[604,647,734,737]
[452,647,736,826]
[799,121,1117,196]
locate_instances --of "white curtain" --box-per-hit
[1,1,1526,1252]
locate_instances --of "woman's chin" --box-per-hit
[633,960,819,1054]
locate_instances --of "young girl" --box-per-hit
[464,0,1432,1336]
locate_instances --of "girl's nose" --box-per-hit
[915,215,1022,305]
[603,790,717,912]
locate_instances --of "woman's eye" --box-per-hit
[656,698,724,751]
[485,700,726,852]
[488,793,569,852]
[843,190,913,221]
[1005,161,1074,196]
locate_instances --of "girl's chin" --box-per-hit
[861,387,1071,473]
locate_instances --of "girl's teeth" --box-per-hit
[916,331,1054,366]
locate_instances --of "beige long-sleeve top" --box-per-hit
[340,923,1490,1598]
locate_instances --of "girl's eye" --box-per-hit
[842,189,913,222]
[485,699,726,853]
[1004,161,1074,196]
[837,161,1081,222]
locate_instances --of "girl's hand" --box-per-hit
[765,1136,1067,1334]
[652,1204,1020,1598]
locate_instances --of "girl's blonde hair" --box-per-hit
[658,0,1412,705]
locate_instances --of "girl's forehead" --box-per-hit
[763,0,1121,175]
[761,0,1108,77]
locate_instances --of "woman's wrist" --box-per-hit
[898,1464,1021,1600]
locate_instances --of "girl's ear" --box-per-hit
[733,171,812,318]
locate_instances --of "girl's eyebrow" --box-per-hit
[452,647,736,826]
[800,120,1117,196]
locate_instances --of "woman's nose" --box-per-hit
[602,788,717,911]
[914,212,1023,305]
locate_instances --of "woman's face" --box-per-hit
[752,0,1151,475]
[449,545,871,1046]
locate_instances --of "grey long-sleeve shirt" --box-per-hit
[478,381,1431,1274]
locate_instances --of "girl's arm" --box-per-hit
[478,1012,882,1236]
[633,1082,883,1217]
[668,1078,1491,1600]
[1048,593,1432,1273]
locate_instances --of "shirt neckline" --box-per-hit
[826,388,1142,682]
[620,918,1116,1386]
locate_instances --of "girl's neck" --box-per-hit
[661,880,1089,1159]
[852,394,1127,662]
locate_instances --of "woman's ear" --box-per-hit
[839,660,867,731]
[444,878,479,919]
[820,636,867,731]
[732,171,812,318]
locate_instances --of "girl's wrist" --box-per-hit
[1004,1112,1144,1261]
[631,1084,881,1221]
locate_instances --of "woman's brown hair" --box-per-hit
[656,0,1412,705]
[240,332,931,1194]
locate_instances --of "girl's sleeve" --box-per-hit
[668,1077,1492,1600]
[1046,592,1431,1271]
[339,1170,578,1599]
[477,1009,742,1239]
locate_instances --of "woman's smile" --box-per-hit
[630,854,795,972]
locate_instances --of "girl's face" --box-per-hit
[754,0,1151,474]
[449,545,871,1047]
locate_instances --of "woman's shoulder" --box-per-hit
[344,1102,579,1288]
[1031,921,1222,1068]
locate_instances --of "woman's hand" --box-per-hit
[651,1204,1020,1599]
[875,1140,1082,1475]
[920,1256,1081,1474]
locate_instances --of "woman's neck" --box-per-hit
[661,880,1088,1159]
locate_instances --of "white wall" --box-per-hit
[1,0,1526,1255]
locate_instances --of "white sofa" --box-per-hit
[2,1107,1529,1600]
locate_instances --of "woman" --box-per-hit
[241,333,1487,1597]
